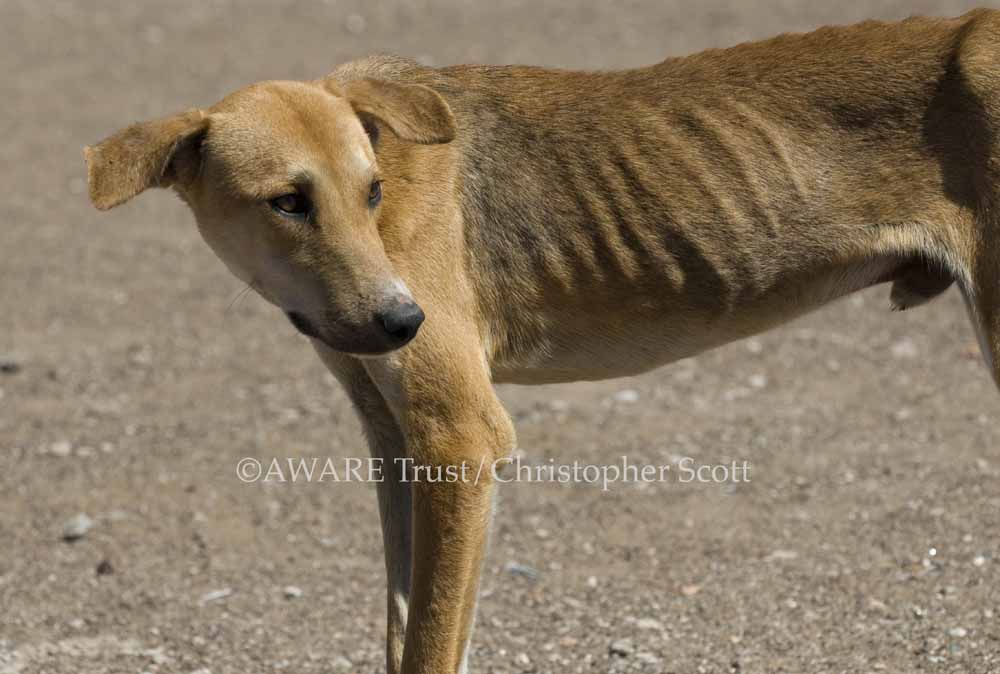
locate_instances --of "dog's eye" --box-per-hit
[368,180,382,207]
[271,193,310,217]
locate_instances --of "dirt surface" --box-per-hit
[2,1,999,673]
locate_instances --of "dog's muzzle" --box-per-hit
[285,298,425,353]
[375,300,425,346]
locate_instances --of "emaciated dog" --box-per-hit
[85,9,1000,673]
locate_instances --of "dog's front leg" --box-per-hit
[404,435,496,674]
[312,344,412,674]
[364,330,515,674]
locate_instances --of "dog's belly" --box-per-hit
[490,255,901,385]
[491,328,719,384]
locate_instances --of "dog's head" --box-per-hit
[84,78,455,355]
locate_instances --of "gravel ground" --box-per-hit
[2,1,999,673]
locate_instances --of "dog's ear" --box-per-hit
[84,109,208,211]
[339,79,456,145]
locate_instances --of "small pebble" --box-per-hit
[50,441,73,457]
[283,585,303,599]
[331,656,352,671]
[867,598,889,612]
[949,627,968,638]
[613,388,640,404]
[767,549,799,561]
[96,559,114,576]
[609,638,634,657]
[893,407,914,422]
[548,399,570,412]
[199,588,233,604]
[144,648,168,665]
[636,652,661,665]
[505,562,539,580]
[62,513,94,541]
[636,617,663,630]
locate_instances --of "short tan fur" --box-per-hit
[86,9,1000,673]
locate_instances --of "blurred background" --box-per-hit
[2,1,998,672]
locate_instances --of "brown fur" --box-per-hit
[86,9,1000,673]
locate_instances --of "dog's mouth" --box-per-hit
[285,310,322,340]
[284,304,423,355]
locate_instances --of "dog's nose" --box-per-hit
[286,310,320,339]
[377,301,425,346]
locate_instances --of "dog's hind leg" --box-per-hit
[313,344,412,674]
[951,9,1000,391]
[958,237,1000,390]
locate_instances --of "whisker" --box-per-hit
[225,282,255,315]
